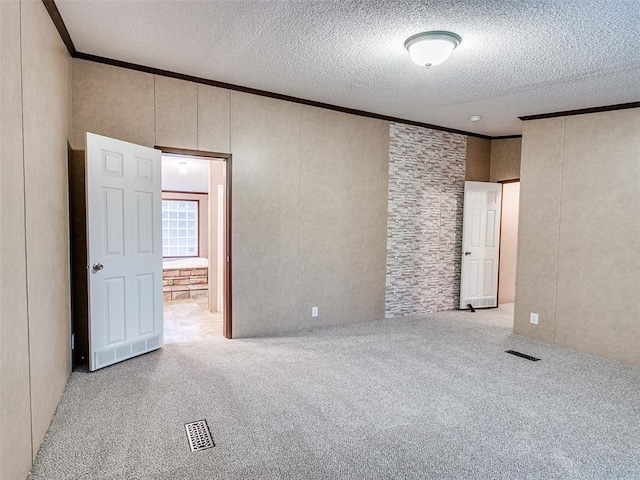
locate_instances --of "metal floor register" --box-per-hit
[185,420,215,452]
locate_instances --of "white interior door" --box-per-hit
[460,181,502,309]
[86,132,163,371]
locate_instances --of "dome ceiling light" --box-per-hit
[404,31,462,68]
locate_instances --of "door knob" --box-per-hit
[464,252,472,256]
[92,262,104,271]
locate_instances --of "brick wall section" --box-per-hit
[163,267,209,300]
[385,122,466,318]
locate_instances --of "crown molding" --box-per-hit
[42,0,76,56]
[519,102,640,121]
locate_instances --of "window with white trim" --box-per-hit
[162,200,198,257]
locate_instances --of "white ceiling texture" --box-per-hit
[56,0,640,137]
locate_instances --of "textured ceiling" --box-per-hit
[56,0,640,136]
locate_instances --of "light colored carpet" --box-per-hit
[30,306,640,479]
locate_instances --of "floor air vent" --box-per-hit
[185,420,215,452]
[505,350,541,362]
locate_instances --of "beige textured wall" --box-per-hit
[498,182,520,304]
[297,107,388,330]
[72,61,231,153]
[515,109,640,364]
[198,84,230,152]
[230,93,301,335]
[155,76,198,149]
[72,60,155,150]
[162,192,210,258]
[490,137,522,182]
[22,0,73,454]
[515,119,564,344]
[0,1,72,478]
[465,136,491,181]
[72,60,389,338]
[0,1,33,477]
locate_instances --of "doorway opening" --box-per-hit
[157,147,232,342]
[459,180,519,330]
[497,180,520,322]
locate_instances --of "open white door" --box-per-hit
[86,132,163,371]
[460,181,502,309]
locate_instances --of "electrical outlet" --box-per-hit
[530,313,539,325]
[311,306,318,317]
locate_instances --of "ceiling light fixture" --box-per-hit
[470,115,483,122]
[178,161,188,174]
[404,31,462,68]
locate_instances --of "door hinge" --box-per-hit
[71,333,75,350]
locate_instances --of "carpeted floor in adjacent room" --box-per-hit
[29,305,640,479]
